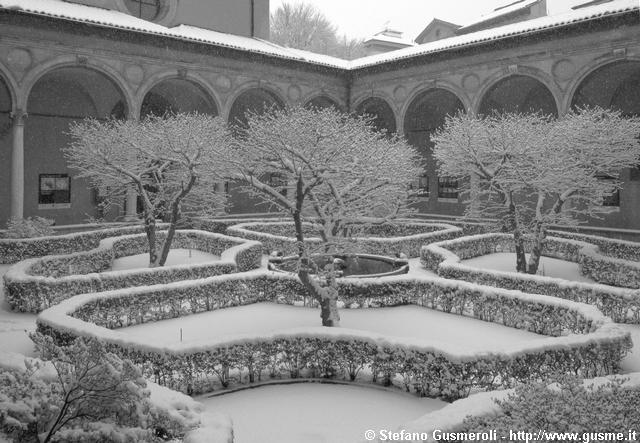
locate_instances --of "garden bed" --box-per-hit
[227,221,462,258]
[421,233,640,323]
[3,230,262,312]
[36,267,631,399]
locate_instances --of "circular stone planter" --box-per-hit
[227,221,462,258]
[268,253,409,278]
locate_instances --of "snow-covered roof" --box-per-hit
[0,0,351,69]
[457,0,541,33]
[350,0,639,69]
[0,0,637,72]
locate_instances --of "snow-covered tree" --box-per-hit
[0,334,196,443]
[65,113,232,267]
[270,2,365,60]
[432,108,640,274]
[232,106,423,326]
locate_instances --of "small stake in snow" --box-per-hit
[180,328,183,342]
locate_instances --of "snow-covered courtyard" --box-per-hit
[120,302,544,350]
[2,224,640,442]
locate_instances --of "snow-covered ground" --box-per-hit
[2,253,640,443]
[0,264,37,357]
[461,252,596,283]
[197,382,446,443]
[110,249,219,271]
[120,302,544,351]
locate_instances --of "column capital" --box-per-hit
[10,109,28,124]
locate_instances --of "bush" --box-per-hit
[36,269,631,398]
[421,233,640,323]
[461,376,640,437]
[4,217,55,239]
[0,333,199,443]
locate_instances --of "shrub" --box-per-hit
[4,217,55,239]
[0,333,199,442]
[461,376,640,436]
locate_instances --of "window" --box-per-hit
[597,175,620,207]
[410,174,429,197]
[124,0,161,21]
[214,182,230,194]
[39,174,70,208]
[268,173,288,197]
[438,176,459,200]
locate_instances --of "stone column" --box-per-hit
[124,186,138,221]
[10,110,26,220]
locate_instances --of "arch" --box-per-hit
[0,73,12,114]
[570,59,640,116]
[0,63,19,114]
[477,74,558,117]
[354,96,397,133]
[403,88,466,205]
[21,57,134,114]
[139,75,219,118]
[303,94,343,112]
[227,87,285,128]
[0,69,15,226]
[403,87,466,139]
[24,65,130,224]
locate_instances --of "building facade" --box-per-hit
[0,0,638,229]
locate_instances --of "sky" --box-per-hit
[269,0,519,41]
[268,0,590,41]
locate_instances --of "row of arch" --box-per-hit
[0,59,638,223]
[0,64,343,124]
[355,60,640,136]
[1,59,638,131]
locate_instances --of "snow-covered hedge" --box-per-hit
[422,233,640,323]
[548,230,640,289]
[3,230,262,313]
[397,373,640,441]
[0,224,164,264]
[227,221,462,258]
[36,269,631,400]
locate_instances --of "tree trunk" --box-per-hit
[513,229,527,273]
[527,222,546,275]
[504,200,526,273]
[319,287,340,327]
[144,212,159,268]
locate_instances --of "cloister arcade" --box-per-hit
[0,5,638,228]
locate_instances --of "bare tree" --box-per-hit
[65,113,232,267]
[432,108,640,274]
[270,2,365,60]
[232,106,422,326]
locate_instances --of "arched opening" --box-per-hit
[141,78,217,118]
[572,61,640,116]
[478,75,558,117]
[355,97,396,134]
[227,88,285,214]
[228,87,284,129]
[403,88,465,212]
[571,61,640,227]
[0,76,13,226]
[26,66,128,224]
[304,95,341,112]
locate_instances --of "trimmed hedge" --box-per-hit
[0,224,165,264]
[3,230,262,313]
[36,268,631,400]
[421,233,640,323]
[227,221,462,258]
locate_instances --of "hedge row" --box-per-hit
[227,221,462,258]
[36,269,631,400]
[3,230,262,313]
[0,224,170,264]
[421,233,640,323]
